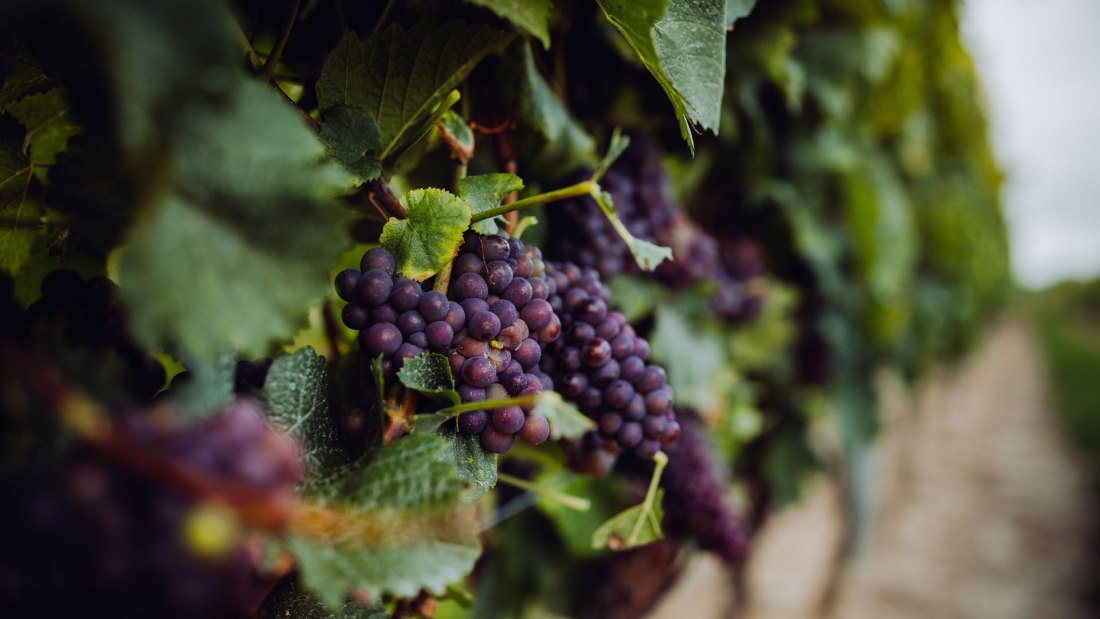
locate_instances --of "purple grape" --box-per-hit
[491,406,525,434]
[335,269,360,301]
[425,321,454,349]
[341,303,369,330]
[461,356,497,388]
[490,299,518,329]
[390,278,422,311]
[459,411,489,434]
[417,290,449,322]
[520,299,554,330]
[502,278,533,307]
[453,272,488,300]
[397,310,426,336]
[369,304,398,325]
[362,323,402,357]
[519,415,550,445]
[356,269,393,306]
[468,311,501,341]
[513,338,542,369]
[360,247,396,275]
[479,427,515,453]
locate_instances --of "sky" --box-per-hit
[961,0,1100,288]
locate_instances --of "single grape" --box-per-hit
[356,269,393,306]
[361,247,396,275]
[335,269,361,301]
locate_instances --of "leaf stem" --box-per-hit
[369,0,397,38]
[497,472,591,512]
[261,0,302,83]
[627,450,668,546]
[470,180,597,223]
[434,394,539,417]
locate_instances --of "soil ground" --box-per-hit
[652,318,1098,619]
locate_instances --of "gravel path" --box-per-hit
[721,319,1097,618]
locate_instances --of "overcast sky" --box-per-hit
[961,0,1100,288]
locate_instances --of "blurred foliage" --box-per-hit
[0,0,1009,614]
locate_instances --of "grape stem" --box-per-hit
[260,0,302,83]
[469,180,598,223]
[434,394,539,417]
[497,472,591,512]
[628,450,668,546]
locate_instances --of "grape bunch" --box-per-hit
[0,399,303,619]
[334,234,561,454]
[539,261,679,468]
[544,137,765,322]
[660,411,749,565]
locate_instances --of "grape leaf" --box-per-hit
[318,104,382,184]
[438,110,474,164]
[591,489,665,551]
[287,535,481,609]
[590,189,672,271]
[457,173,523,235]
[465,0,553,49]
[650,303,729,413]
[397,352,460,405]
[262,347,348,478]
[117,80,353,361]
[725,0,758,24]
[447,433,498,498]
[534,391,595,440]
[7,89,79,167]
[316,22,514,160]
[0,116,38,273]
[165,352,236,421]
[591,129,630,181]
[262,578,387,619]
[595,0,727,153]
[506,43,596,172]
[0,42,53,110]
[380,188,471,282]
[314,434,462,508]
[288,434,481,606]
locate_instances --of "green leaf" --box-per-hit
[438,110,474,162]
[650,303,729,413]
[506,43,596,171]
[318,105,382,184]
[289,434,481,606]
[379,188,471,281]
[591,189,672,271]
[591,129,630,181]
[314,434,462,508]
[465,0,553,48]
[287,535,481,609]
[596,0,727,152]
[447,433,498,498]
[7,89,79,166]
[165,352,236,421]
[606,275,662,323]
[725,0,758,24]
[316,22,514,160]
[117,80,352,361]
[0,42,53,110]
[0,116,38,273]
[535,472,625,557]
[591,489,665,551]
[534,391,595,440]
[262,578,387,619]
[457,173,523,235]
[397,352,460,405]
[262,347,348,478]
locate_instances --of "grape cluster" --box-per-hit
[660,411,749,565]
[545,137,765,322]
[19,270,166,399]
[335,235,561,454]
[0,399,303,618]
[540,262,679,466]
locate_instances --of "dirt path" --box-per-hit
[733,318,1097,618]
